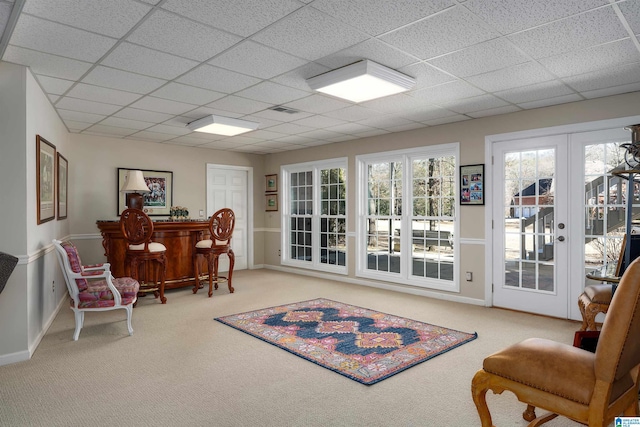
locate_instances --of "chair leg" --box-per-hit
[73,310,84,341]
[125,305,134,336]
[471,370,495,427]
[523,404,536,421]
[227,249,235,293]
[193,254,200,294]
[209,254,218,297]
[159,257,167,304]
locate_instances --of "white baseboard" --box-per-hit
[28,291,68,358]
[264,265,485,306]
[0,350,31,366]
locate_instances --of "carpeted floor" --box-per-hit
[0,268,593,426]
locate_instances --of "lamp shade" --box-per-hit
[120,170,150,193]
[186,115,259,136]
[306,60,415,103]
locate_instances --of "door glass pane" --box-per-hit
[503,149,555,293]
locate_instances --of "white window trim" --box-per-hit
[281,157,348,275]
[356,143,460,292]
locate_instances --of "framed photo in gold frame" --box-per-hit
[265,174,277,192]
[57,152,68,220]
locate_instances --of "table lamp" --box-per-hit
[120,170,150,210]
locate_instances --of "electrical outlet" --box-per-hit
[52,280,55,292]
[199,209,204,217]
[465,272,473,282]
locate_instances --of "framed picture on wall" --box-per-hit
[57,153,68,220]
[460,164,484,206]
[36,135,56,224]
[265,194,278,212]
[117,168,173,216]
[265,174,277,192]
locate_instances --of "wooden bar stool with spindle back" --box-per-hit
[193,208,235,297]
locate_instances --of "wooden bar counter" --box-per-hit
[97,220,210,290]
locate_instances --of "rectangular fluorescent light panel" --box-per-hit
[186,115,259,136]
[306,60,415,103]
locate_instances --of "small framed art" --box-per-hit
[117,168,173,216]
[460,164,484,206]
[265,194,278,212]
[265,174,277,192]
[36,135,56,224]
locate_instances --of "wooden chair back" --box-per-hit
[209,208,235,244]
[120,208,154,250]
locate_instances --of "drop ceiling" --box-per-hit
[1,0,639,154]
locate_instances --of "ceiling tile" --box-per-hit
[241,113,287,128]
[235,81,309,105]
[55,97,122,115]
[101,116,153,130]
[126,130,175,142]
[311,0,453,36]
[268,122,315,135]
[102,42,198,80]
[3,45,92,80]
[539,39,640,78]
[58,109,105,124]
[518,93,583,109]
[508,7,628,59]
[181,108,243,121]
[128,96,198,115]
[466,62,556,92]
[127,9,242,62]
[144,124,191,136]
[251,7,369,61]
[428,38,529,77]
[495,80,577,104]
[35,75,74,95]
[0,2,12,31]
[410,80,485,104]
[357,115,416,129]
[162,0,303,37]
[270,63,331,91]
[66,83,142,106]
[463,0,608,34]
[362,93,431,113]
[423,115,471,126]
[380,6,498,60]
[385,122,426,133]
[315,38,419,70]
[64,120,92,131]
[209,40,306,79]
[177,64,260,93]
[581,81,640,99]
[327,122,377,134]
[150,82,225,105]
[564,62,640,92]
[298,129,347,140]
[322,105,384,121]
[398,63,456,90]
[619,0,640,34]
[400,106,460,122]
[467,105,521,118]
[166,136,216,146]
[113,108,173,123]
[356,128,390,137]
[283,94,351,114]
[439,94,509,114]
[84,124,137,137]
[47,94,59,104]
[9,14,116,62]
[206,95,272,115]
[291,114,347,129]
[273,135,316,144]
[81,65,166,94]
[247,129,289,140]
[23,0,152,38]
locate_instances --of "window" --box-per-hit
[282,159,347,273]
[357,145,458,291]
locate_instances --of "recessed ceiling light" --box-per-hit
[186,115,259,136]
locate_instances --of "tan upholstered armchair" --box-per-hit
[471,257,640,427]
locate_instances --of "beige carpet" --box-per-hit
[0,269,599,426]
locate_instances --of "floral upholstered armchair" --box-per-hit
[52,239,140,340]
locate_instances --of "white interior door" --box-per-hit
[206,165,250,271]
[492,135,569,318]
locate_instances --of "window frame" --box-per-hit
[281,157,348,274]
[356,144,459,291]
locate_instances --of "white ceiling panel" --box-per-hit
[508,7,629,59]
[380,6,498,60]
[126,9,242,62]
[311,0,454,36]
[10,14,116,62]
[23,0,152,38]
[101,42,198,80]
[161,0,303,38]
[251,7,369,61]
[1,1,638,152]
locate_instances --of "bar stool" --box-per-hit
[193,208,235,297]
[120,208,167,304]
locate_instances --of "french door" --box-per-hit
[492,135,569,318]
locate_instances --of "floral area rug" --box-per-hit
[215,298,477,385]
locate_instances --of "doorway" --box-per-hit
[206,164,253,271]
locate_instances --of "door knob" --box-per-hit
[557,236,565,242]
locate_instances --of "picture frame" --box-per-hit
[460,164,484,206]
[265,193,278,212]
[36,135,56,224]
[57,152,68,220]
[117,168,173,216]
[265,174,278,192]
